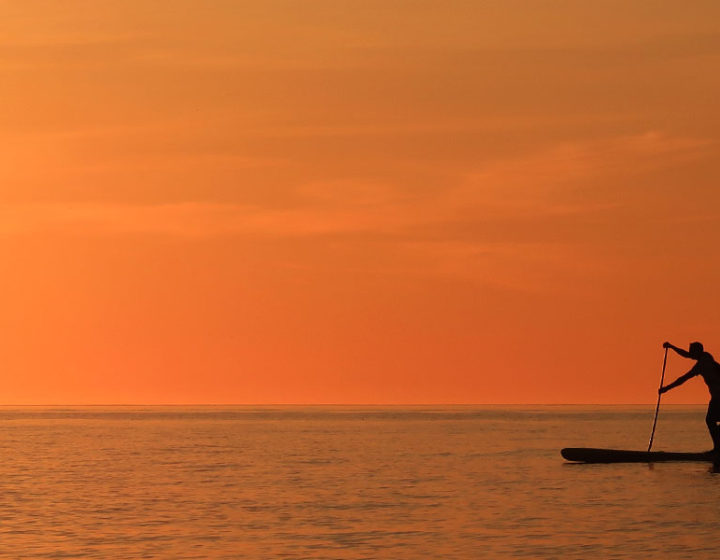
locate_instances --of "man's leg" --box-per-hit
[706,400,720,451]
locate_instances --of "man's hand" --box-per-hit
[659,386,668,394]
[663,341,672,349]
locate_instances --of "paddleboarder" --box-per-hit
[660,341,720,452]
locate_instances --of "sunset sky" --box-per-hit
[2,1,720,404]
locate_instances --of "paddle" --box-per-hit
[647,346,669,452]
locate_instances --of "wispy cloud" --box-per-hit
[1,132,710,244]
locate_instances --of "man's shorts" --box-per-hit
[707,399,720,423]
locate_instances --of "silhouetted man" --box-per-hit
[660,341,720,452]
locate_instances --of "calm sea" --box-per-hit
[0,405,718,559]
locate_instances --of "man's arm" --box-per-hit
[663,341,692,359]
[660,370,698,394]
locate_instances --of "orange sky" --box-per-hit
[2,1,720,404]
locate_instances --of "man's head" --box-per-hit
[689,341,704,359]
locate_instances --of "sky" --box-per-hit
[1,1,720,404]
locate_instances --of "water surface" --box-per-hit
[0,405,718,558]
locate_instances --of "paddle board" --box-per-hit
[561,447,716,463]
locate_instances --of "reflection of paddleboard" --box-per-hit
[561,447,715,463]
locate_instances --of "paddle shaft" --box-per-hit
[648,347,669,452]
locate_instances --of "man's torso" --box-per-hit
[693,352,720,398]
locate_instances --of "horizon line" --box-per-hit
[0,402,708,407]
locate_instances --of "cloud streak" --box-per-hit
[0,132,710,246]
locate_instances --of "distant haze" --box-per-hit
[2,1,719,404]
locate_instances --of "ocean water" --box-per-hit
[0,405,719,559]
